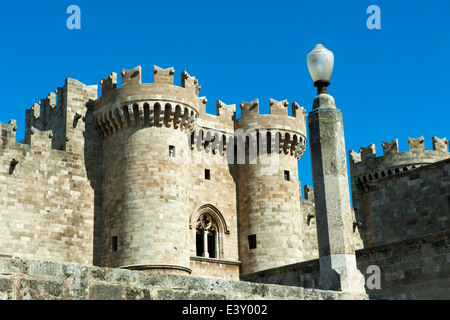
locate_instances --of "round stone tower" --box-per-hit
[235,98,307,275]
[93,65,200,275]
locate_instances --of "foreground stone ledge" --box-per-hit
[0,257,368,300]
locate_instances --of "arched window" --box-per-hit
[195,214,219,258]
[191,204,229,260]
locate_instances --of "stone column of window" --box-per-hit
[214,232,219,258]
[203,230,209,258]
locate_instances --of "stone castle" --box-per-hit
[0,65,448,300]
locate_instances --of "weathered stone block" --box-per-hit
[123,286,151,300]
[87,283,124,300]
[0,277,15,299]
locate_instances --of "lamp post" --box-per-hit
[307,44,366,295]
[307,44,334,95]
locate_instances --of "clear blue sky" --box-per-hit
[0,0,449,196]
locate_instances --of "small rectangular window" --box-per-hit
[248,234,257,250]
[284,170,290,181]
[169,145,175,157]
[205,169,210,180]
[112,236,118,252]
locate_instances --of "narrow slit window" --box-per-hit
[112,236,118,252]
[169,145,175,157]
[248,234,257,250]
[205,169,210,180]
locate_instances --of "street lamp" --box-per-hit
[307,44,334,95]
[307,43,366,293]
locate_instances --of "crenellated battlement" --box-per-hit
[93,65,205,139]
[92,65,308,152]
[25,90,59,142]
[1,123,66,155]
[236,98,306,126]
[181,70,201,96]
[233,98,307,160]
[0,120,18,146]
[185,99,308,161]
[121,66,142,87]
[153,65,175,85]
[215,100,236,121]
[191,99,236,157]
[96,65,202,104]
[349,136,450,193]
[22,78,97,152]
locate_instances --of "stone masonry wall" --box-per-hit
[237,152,303,275]
[235,99,307,275]
[101,125,191,273]
[187,99,240,279]
[241,231,450,300]
[349,137,450,247]
[0,257,368,300]
[298,184,364,262]
[0,79,100,266]
[300,185,319,261]
[365,159,450,246]
[187,148,240,279]
[0,129,96,265]
[356,231,450,299]
[96,66,241,278]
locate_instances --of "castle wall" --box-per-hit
[240,257,320,288]
[189,257,240,281]
[300,186,319,261]
[187,102,240,279]
[187,149,238,263]
[349,137,450,247]
[363,158,450,246]
[25,91,65,149]
[0,79,100,266]
[241,231,450,300]
[356,231,450,300]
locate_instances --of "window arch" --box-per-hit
[190,204,229,259]
[195,213,219,258]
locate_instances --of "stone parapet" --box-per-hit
[93,66,202,139]
[234,99,307,160]
[349,136,450,193]
[0,257,368,300]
